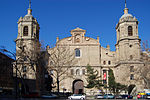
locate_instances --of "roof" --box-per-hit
[70,27,86,32]
[120,13,133,19]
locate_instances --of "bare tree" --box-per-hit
[0,40,49,94]
[117,41,150,95]
[16,40,49,92]
[47,45,77,92]
[129,41,150,92]
[139,41,150,89]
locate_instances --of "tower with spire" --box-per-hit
[114,0,143,90]
[15,0,40,80]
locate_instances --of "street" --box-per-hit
[0,99,142,100]
[0,98,146,100]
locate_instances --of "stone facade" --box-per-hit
[46,6,145,94]
[15,1,149,94]
[15,8,40,80]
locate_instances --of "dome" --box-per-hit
[120,13,133,19]
[120,7,133,20]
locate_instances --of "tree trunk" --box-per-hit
[57,77,59,93]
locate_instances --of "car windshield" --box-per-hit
[147,93,150,95]
[73,94,82,96]
[105,94,112,95]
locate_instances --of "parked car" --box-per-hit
[121,94,133,99]
[95,94,104,99]
[68,94,85,100]
[146,93,150,99]
[103,94,115,99]
[23,92,40,98]
[115,95,123,99]
[41,93,58,99]
[53,92,67,98]
[137,93,146,99]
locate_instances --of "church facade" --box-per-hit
[15,1,146,94]
[46,5,144,94]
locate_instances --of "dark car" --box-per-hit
[41,93,58,99]
[23,92,40,98]
[121,94,133,99]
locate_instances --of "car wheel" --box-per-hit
[80,97,84,100]
[69,98,72,100]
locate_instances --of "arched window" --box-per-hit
[108,61,111,65]
[75,48,80,57]
[23,26,28,36]
[128,26,133,36]
[76,69,80,75]
[130,74,134,80]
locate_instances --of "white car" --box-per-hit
[68,94,86,100]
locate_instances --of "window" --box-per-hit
[75,48,80,57]
[103,61,106,65]
[71,69,74,75]
[130,66,134,72]
[108,61,111,65]
[82,69,85,75]
[23,66,27,72]
[130,74,134,80]
[76,69,80,75]
[23,26,28,36]
[128,26,133,36]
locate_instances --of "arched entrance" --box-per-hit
[73,79,84,94]
[128,84,136,95]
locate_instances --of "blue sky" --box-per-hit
[0,0,149,52]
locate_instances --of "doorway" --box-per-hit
[73,79,84,94]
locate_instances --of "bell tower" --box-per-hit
[115,0,141,61]
[114,1,144,90]
[15,0,40,79]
